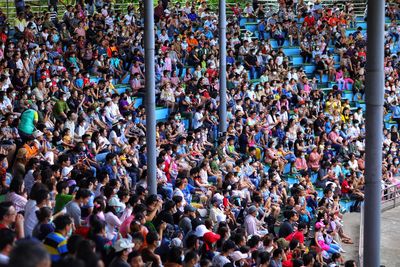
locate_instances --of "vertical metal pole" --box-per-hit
[144,0,157,195]
[218,0,227,134]
[363,0,384,265]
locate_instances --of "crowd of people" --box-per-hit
[0,0,399,266]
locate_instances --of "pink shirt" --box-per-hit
[295,158,308,171]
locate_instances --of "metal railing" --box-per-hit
[381,183,400,211]
[359,183,400,266]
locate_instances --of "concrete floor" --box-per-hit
[341,206,400,267]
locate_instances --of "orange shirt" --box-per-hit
[23,143,39,159]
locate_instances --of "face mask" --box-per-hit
[115,206,122,213]
[112,159,117,166]
[395,161,399,165]
[155,241,161,247]
[67,227,73,237]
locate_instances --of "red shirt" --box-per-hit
[341,180,351,194]
[304,15,316,26]
[286,230,305,244]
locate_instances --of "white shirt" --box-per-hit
[24,200,38,237]
[193,111,203,129]
[244,214,258,236]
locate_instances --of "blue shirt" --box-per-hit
[102,163,116,180]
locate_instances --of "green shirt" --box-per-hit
[18,109,38,135]
[53,100,69,117]
[54,194,73,214]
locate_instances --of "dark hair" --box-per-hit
[67,234,84,255]
[0,201,13,220]
[75,188,91,199]
[185,234,198,249]
[56,181,69,194]
[168,246,183,264]
[9,240,50,267]
[184,251,198,263]
[128,250,142,263]
[273,248,283,258]
[35,189,49,204]
[302,253,314,265]
[0,228,16,250]
[9,178,24,195]
[35,206,52,222]
[258,251,270,265]
[105,153,116,162]
[76,240,99,267]
[53,214,72,231]
[146,231,159,245]
[344,260,357,267]
[58,257,85,267]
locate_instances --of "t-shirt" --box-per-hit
[278,220,294,238]
[212,255,231,267]
[65,200,81,226]
[54,194,74,214]
[109,257,130,267]
[43,232,68,262]
[285,230,305,244]
[53,100,68,118]
[23,200,38,237]
[18,109,38,135]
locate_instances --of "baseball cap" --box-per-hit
[315,221,325,230]
[203,231,221,244]
[184,205,196,213]
[33,130,44,138]
[61,166,74,177]
[248,205,257,214]
[230,251,249,262]
[113,238,134,252]
[276,238,290,249]
[194,224,210,237]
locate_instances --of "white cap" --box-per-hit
[113,238,135,252]
[33,130,44,138]
[230,251,249,262]
[194,224,210,237]
[62,166,74,177]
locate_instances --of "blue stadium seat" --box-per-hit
[342,91,353,101]
[155,107,170,121]
[121,74,130,84]
[339,199,355,213]
[311,172,318,183]
[292,56,303,65]
[283,163,291,174]
[284,47,300,56]
[244,23,258,32]
[304,65,316,74]
[385,121,397,130]
[90,77,100,83]
[133,97,142,109]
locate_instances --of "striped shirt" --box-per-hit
[43,231,68,262]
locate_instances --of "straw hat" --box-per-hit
[16,148,27,159]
